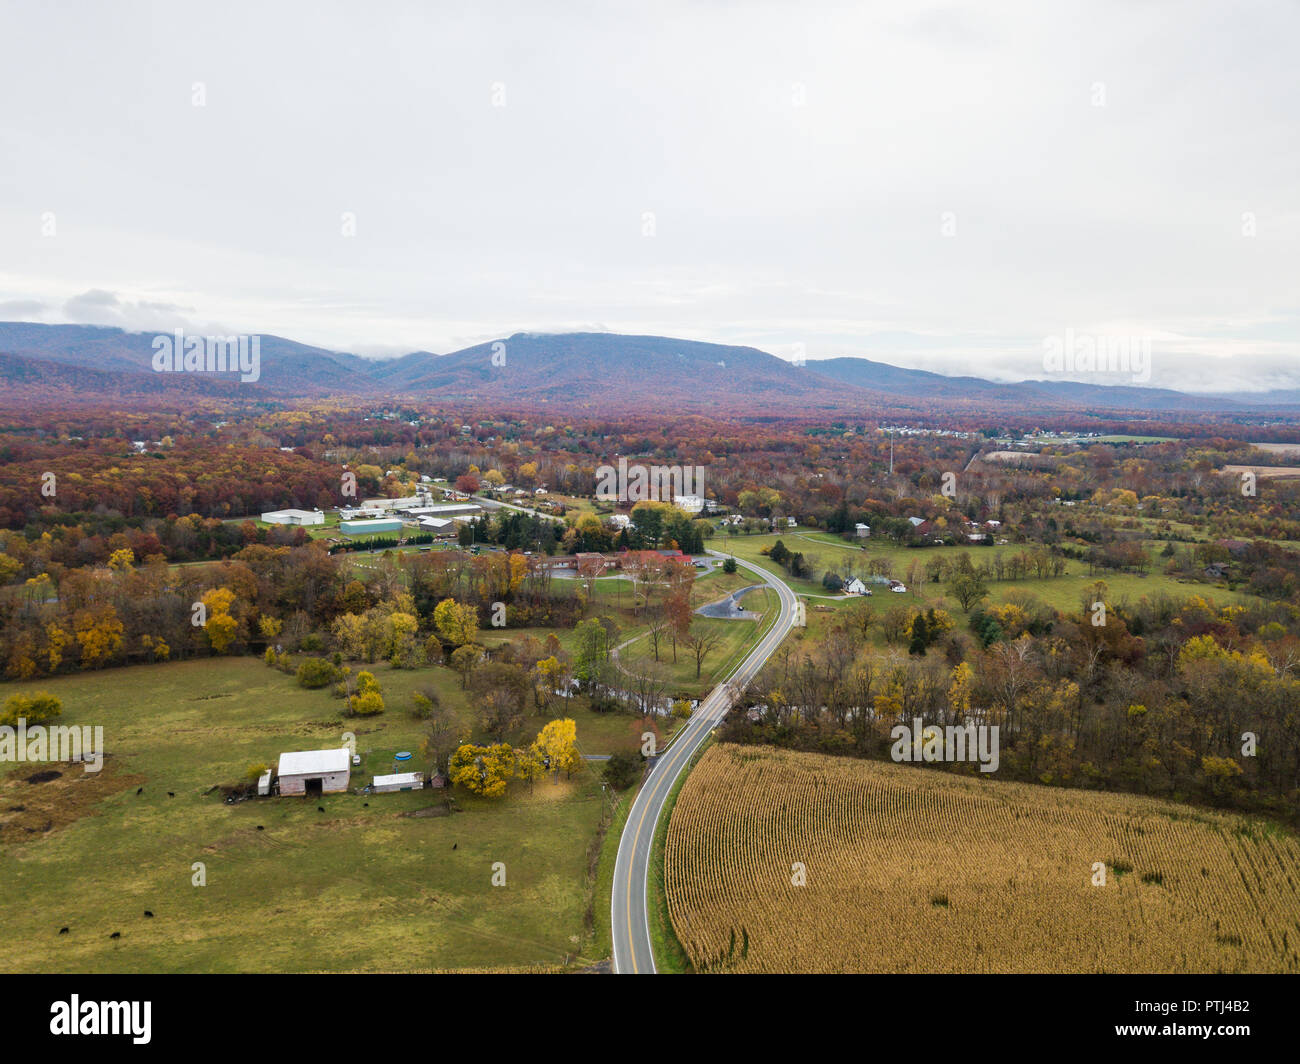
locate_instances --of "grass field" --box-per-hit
[664,744,1300,973]
[714,530,1257,619]
[0,656,634,972]
[616,587,774,699]
[1092,434,1178,443]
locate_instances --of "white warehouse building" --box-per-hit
[261,508,324,526]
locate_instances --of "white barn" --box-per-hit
[278,748,351,796]
[261,509,324,526]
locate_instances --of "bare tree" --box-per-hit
[685,624,725,679]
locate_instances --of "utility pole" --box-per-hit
[889,428,894,476]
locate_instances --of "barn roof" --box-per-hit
[278,748,350,776]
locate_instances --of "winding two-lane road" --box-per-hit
[611,551,799,974]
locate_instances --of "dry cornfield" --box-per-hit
[664,743,1300,973]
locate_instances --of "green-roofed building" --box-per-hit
[340,518,403,536]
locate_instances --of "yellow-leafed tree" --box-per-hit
[514,746,544,792]
[449,743,516,797]
[433,597,479,647]
[201,587,240,654]
[532,718,583,778]
[73,605,124,668]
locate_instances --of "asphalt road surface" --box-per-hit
[611,550,798,974]
[694,583,766,619]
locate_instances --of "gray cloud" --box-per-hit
[62,289,200,333]
[0,0,1294,393]
[0,299,46,317]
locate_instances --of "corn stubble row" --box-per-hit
[664,744,1300,973]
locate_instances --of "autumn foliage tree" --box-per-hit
[449,743,515,797]
[532,718,583,778]
[200,587,240,654]
[433,597,479,646]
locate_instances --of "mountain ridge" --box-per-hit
[0,321,1291,416]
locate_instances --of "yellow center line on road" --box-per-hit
[623,691,716,972]
[617,569,795,974]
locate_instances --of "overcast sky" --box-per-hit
[1,0,1296,393]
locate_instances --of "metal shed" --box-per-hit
[371,771,425,793]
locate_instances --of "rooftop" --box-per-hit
[373,772,425,787]
[278,748,351,776]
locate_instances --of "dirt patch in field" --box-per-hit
[1249,442,1300,457]
[1222,464,1300,479]
[981,450,1058,464]
[405,803,453,818]
[25,770,62,784]
[0,760,145,845]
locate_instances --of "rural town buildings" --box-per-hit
[402,502,482,518]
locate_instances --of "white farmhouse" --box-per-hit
[845,577,868,595]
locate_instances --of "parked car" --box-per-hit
[891,584,907,593]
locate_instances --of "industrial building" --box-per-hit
[403,502,482,518]
[339,518,403,536]
[261,508,324,526]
